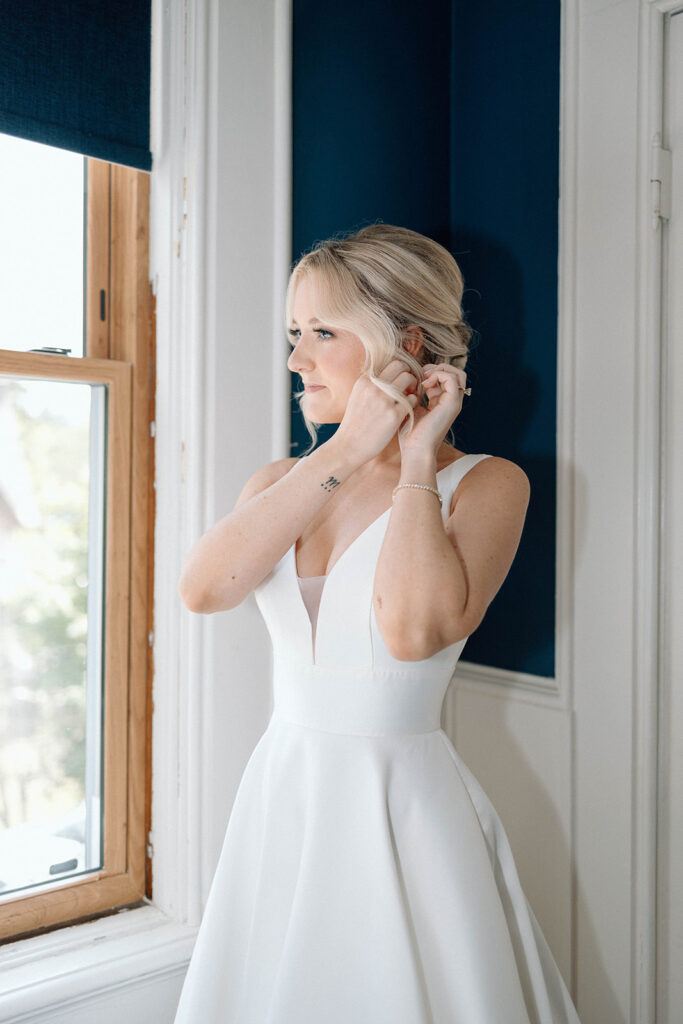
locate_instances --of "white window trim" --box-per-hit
[0,908,194,1021]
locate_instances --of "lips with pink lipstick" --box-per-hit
[303,383,326,392]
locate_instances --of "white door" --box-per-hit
[658,10,683,1021]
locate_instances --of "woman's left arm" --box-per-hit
[372,360,530,661]
[373,452,530,661]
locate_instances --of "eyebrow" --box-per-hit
[289,318,325,326]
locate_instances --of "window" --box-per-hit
[0,136,154,941]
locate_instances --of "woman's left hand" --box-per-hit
[399,363,469,457]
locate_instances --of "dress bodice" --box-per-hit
[254,453,491,736]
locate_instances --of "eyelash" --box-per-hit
[287,328,334,345]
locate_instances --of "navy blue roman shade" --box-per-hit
[0,0,151,170]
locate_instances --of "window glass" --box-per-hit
[0,134,85,357]
[0,377,105,896]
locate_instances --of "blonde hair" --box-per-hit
[285,224,471,452]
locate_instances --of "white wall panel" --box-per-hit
[202,0,282,893]
[448,685,572,979]
[571,2,641,1020]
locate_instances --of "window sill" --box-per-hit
[0,904,196,1020]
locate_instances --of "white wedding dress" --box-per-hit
[174,453,580,1023]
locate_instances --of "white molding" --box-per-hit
[149,0,219,930]
[182,0,221,924]
[454,660,562,704]
[630,3,681,1019]
[649,0,683,12]
[272,0,293,461]
[0,908,193,1023]
[556,0,579,718]
[556,0,580,1003]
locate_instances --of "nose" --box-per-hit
[287,339,314,374]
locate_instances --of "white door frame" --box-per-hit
[571,2,679,1020]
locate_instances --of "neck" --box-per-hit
[358,438,437,481]
[367,438,403,470]
[363,439,453,477]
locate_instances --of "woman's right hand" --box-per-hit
[330,359,421,466]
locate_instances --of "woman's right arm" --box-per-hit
[180,358,421,613]
[178,438,362,614]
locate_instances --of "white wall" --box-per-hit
[196,0,283,903]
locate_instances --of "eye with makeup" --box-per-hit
[287,326,335,345]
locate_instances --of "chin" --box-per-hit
[302,396,343,424]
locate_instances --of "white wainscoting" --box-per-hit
[442,674,572,980]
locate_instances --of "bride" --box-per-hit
[175,224,580,1023]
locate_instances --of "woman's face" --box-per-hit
[287,274,367,423]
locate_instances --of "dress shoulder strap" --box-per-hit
[439,453,493,521]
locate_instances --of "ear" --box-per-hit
[402,325,425,361]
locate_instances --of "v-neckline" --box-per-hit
[293,455,469,584]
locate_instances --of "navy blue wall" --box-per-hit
[292,0,452,451]
[292,0,452,260]
[291,0,559,677]
[447,1,560,675]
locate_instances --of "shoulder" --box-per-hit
[234,456,300,509]
[449,455,530,517]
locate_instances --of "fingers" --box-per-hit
[422,362,465,380]
[381,357,414,376]
[421,363,468,394]
[380,359,419,388]
[391,389,419,407]
[392,369,420,394]
[377,359,420,396]
[375,359,469,407]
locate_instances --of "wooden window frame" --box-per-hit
[0,160,154,942]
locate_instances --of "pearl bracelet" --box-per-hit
[391,483,442,507]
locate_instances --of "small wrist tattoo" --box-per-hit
[321,475,341,492]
